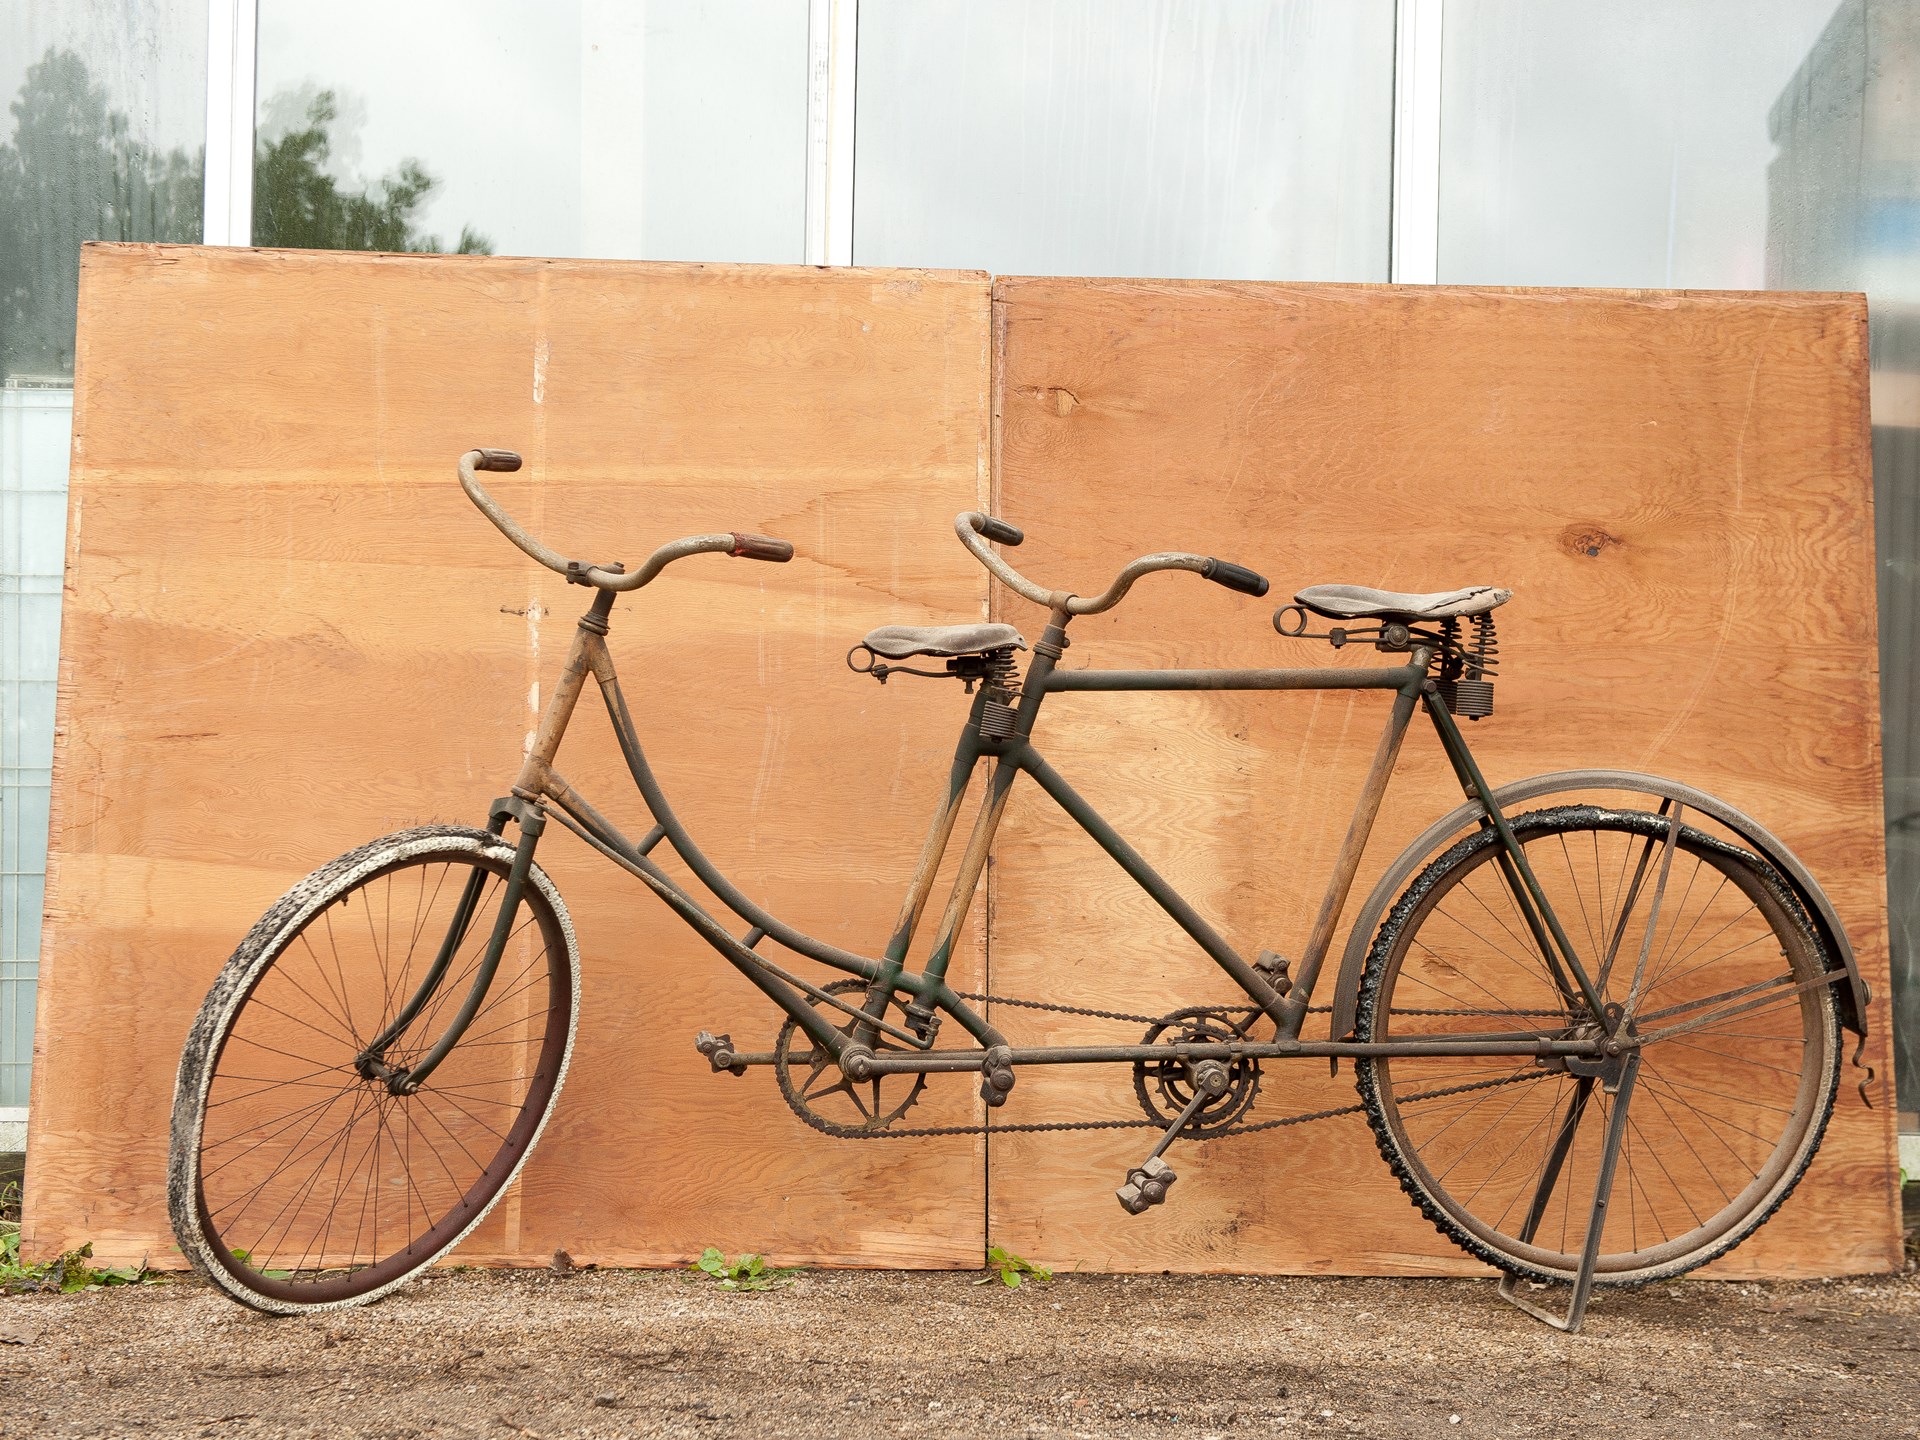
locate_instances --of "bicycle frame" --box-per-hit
[364,581,1629,1098]
[189,453,1862,1336]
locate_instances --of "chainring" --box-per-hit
[1132,1005,1262,1137]
[775,979,930,1136]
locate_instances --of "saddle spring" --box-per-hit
[1435,613,1499,720]
[978,647,1024,739]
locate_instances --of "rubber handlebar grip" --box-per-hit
[978,516,1025,547]
[731,533,796,562]
[473,448,523,472]
[1204,558,1270,597]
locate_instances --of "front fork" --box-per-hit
[355,797,546,1096]
[359,595,609,1093]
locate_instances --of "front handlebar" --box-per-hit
[458,449,794,591]
[954,511,1268,615]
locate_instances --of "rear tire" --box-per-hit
[1355,806,1840,1285]
[168,826,579,1313]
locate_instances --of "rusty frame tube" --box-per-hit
[1044,664,1420,693]
[1421,688,1613,1031]
[858,1034,1607,1073]
[881,685,992,966]
[456,594,1609,1079]
[1010,742,1290,1030]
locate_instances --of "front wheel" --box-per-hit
[1355,806,1840,1286]
[168,825,580,1313]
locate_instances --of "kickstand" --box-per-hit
[1497,1051,1641,1334]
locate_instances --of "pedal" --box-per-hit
[1116,1157,1177,1215]
[694,1030,747,1077]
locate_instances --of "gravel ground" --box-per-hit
[1,1262,1917,1439]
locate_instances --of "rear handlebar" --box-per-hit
[457,449,794,590]
[954,511,1268,615]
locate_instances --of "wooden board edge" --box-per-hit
[989,273,1871,314]
[77,240,996,292]
[20,243,105,1255]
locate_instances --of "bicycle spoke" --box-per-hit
[1362,809,1833,1280]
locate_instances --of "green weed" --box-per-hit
[1,1182,162,1293]
[975,1245,1052,1289]
[688,1248,796,1292]
[1,1238,153,1295]
[228,1247,295,1281]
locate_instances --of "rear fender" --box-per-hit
[1323,769,1871,1042]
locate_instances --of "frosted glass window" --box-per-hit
[1770,0,1920,1121]
[253,0,810,261]
[1,387,72,1111]
[0,0,206,1114]
[855,0,1396,280]
[1438,1,1842,288]
[1440,0,1920,1115]
[0,0,206,379]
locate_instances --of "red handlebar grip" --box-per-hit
[473,448,523,472]
[731,533,795,562]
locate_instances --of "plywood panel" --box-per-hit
[24,245,993,1268]
[29,255,1897,1280]
[987,277,1900,1277]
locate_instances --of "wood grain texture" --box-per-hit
[24,245,993,1269]
[987,277,1900,1277]
[27,256,1897,1279]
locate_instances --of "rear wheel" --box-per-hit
[1355,806,1840,1285]
[168,825,579,1313]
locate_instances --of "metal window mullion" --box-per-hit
[804,0,857,265]
[202,0,258,246]
[1390,0,1443,284]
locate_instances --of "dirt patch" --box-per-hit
[1,1266,1916,1439]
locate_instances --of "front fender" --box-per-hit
[1324,768,1871,1042]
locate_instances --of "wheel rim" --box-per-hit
[192,847,571,1304]
[1366,808,1835,1280]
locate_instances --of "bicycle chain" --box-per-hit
[952,989,1334,1025]
[782,1068,1540,1142]
[778,985,1535,1142]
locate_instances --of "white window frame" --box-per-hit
[805,0,858,266]
[1390,0,1443,283]
[202,0,257,246]
[197,0,1436,275]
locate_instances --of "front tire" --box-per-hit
[168,825,580,1314]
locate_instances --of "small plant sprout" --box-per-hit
[976,1245,1052,1289]
[689,1248,797,1292]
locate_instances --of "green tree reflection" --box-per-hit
[253,89,493,257]
[0,51,493,380]
[0,48,200,377]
